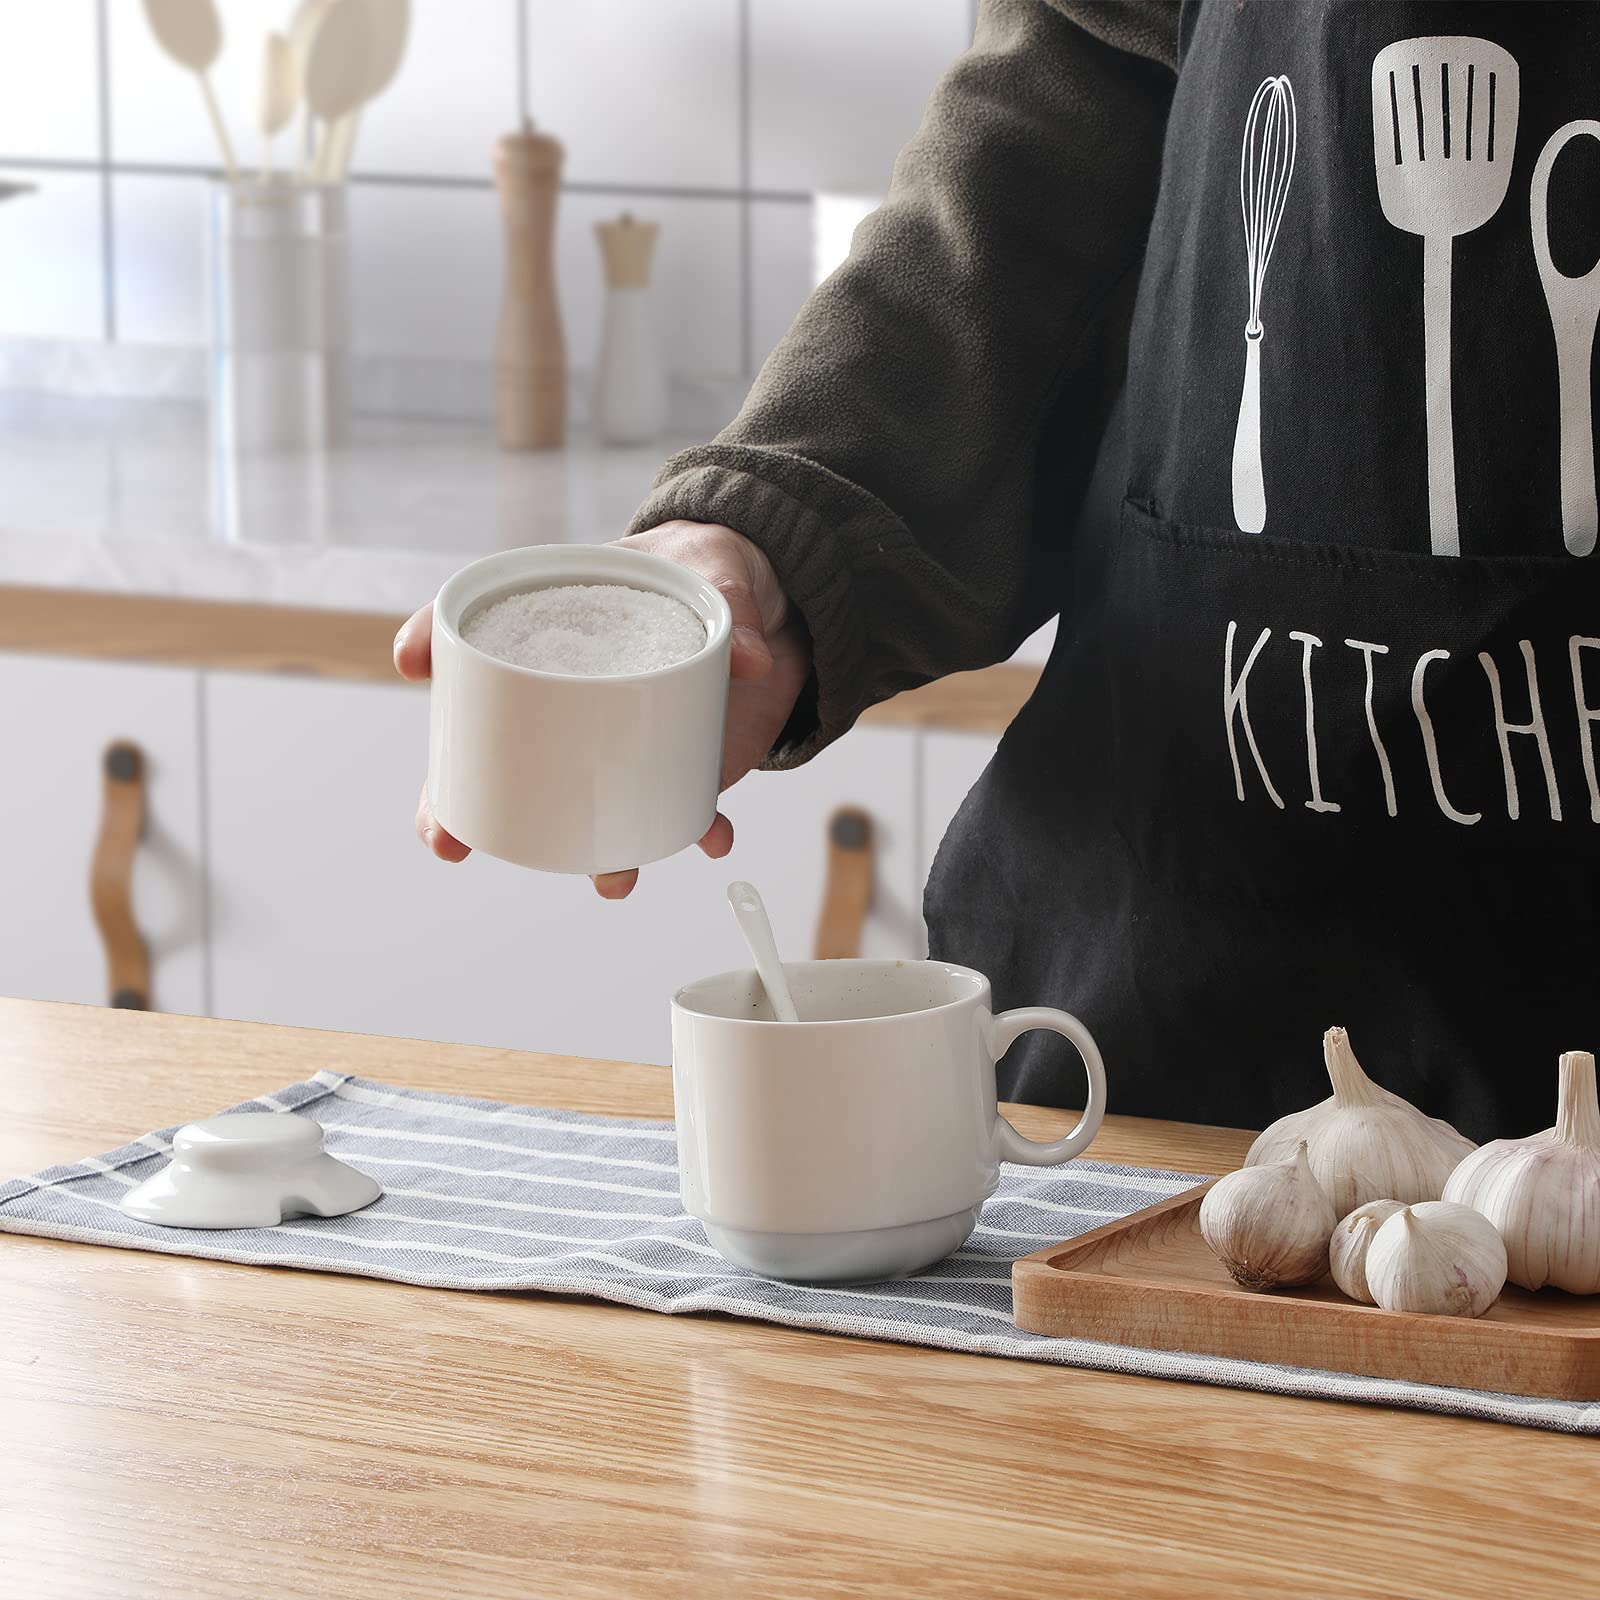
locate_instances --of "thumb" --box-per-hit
[712,569,775,682]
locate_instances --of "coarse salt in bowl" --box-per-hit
[427,545,732,874]
[462,583,708,678]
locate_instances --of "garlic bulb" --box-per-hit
[1199,1141,1337,1291]
[1442,1050,1600,1293]
[1328,1199,1406,1304]
[1364,1201,1507,1317]
[1246,1027,1476,1217]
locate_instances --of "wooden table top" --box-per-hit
[1,1000,1592,1599]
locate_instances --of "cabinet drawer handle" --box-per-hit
[813,805,874,960]
[90,741,150,1011]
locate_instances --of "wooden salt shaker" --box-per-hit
[493,121,566,450]
[592,212,666,446]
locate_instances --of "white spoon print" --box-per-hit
[1370,37,1520,557]
[1532,120,1600,558]
[1232,75,1297,535]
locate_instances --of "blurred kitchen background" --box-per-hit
[0,0,1051,1067]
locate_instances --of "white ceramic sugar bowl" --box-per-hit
[427,545,733,875]
[120,1112,381,1230]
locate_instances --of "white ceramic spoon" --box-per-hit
[726,880,800,1023]
[141,0,239,179]
[256,32,297,179]
[303,0,374,184]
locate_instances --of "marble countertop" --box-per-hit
[0,395,685,617]
[0,394,1057,667]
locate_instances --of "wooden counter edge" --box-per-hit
[0,586,1042,735]
[0,585,404,683]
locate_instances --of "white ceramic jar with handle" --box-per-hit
[671,958,1108,1282]
[428,545,731,875]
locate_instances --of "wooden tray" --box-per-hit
[1012,1181,1600,1401]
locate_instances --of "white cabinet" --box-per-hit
[0,650,1008,1053]
[0,652,206,1014]
[921,729,998,881]
[203,672,920,1065]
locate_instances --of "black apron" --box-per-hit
[927,1,1600,1140]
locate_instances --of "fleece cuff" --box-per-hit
[628,443,916,767]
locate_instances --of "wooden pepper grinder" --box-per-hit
[493,120,566,450]
[592,212,666,446]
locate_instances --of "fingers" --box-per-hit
[711,573,774,683]
[589,813,733,900]
[415,783,470,862]
[697,811,735,859]
[729,628,773,682]
[401,615,454,861]
[393,603,435,681]
[617,524,776,682]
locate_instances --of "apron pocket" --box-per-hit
[1106,497,1600,907]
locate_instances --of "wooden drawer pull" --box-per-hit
[90,741,150,1011]
[813,806,874,960]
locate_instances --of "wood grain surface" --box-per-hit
[0,587,1042,732]
[1014,1185,1600,1401]
[0,586,405,682]
[493,127,567,451]
[87,741,149,1010]
[2,1000,1594,1600]
[858,662,1040,733]
[812,806,874,959]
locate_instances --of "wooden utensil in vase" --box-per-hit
[141,0,239,179]
[286,0,333,168]
[494,121,567,450]
[303,0,373,183]
[322,0,412,181]
[256,32,297,179]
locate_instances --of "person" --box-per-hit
[395,1,1600,1140]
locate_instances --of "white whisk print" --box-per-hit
[1232,74,1297,535]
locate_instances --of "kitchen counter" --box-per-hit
[4,1000,1593,1600]
[0,394,682,615]
[0,397,1041,728]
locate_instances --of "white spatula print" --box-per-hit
[1370,37,1520,558]
[1232,75,1297,535]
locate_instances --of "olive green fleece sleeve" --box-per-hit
[627,0,1178,765]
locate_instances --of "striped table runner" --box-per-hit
[2,1071,1595,1433]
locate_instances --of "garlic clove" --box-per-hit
[1246,1027,1476,1217]
[1199,1140,1338,1292]
[1443,1050,1600,1293]
[1364,1200,1507,1318]
[1328,1199,1407,1304]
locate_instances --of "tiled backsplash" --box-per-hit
[0,1,974,426]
